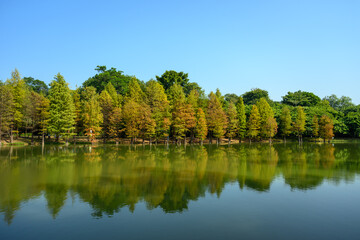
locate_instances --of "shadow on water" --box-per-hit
[1,143,360,224]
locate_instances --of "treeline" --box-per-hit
[1,66,359,144]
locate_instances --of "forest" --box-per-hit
[0,66,359,145]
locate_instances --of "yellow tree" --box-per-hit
[226,102,238,143]
[279,106,292,142]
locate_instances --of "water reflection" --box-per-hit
[1,143,360,224]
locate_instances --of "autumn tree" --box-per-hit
[293,106,306,143]
[264,116,278,143]
[207,91,227,144]
[48,73,76,143]
[247,105,260,143]
[82,87,103,142]
[226,102,238,143]
[319,115,334,142]
[279,106,292,142]
[195,108,207,145]
[169,84,187,142]
[236,97,247,142]
[122,99,141,143]
[36,94,50,146]
[72,89,82,136]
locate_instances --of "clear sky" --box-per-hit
[1,0,359,103]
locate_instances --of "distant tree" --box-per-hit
[24,77,49,95]
[323,94,354,111]
[293,106,306,143]
[48,73,76,142]
[236,96,247,142]
[195,108,207,144]
[282,90,320,107]
[319,115,334,142]
[224,93,239,105]
[226,102,238,143]
[312,115,319,139]
[156,70,202,95]
[83,66,134,94]
[207,92,227,144]
[279,106,292,142]
[35,93,50,146]
[247,105,260,142]
[242,88,270,105]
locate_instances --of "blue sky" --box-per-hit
[1,0,359,103]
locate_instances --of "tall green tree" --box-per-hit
[247,105,260,142]
[242,88,270,105]
[36,94,50,146]
[226,102,238,143]
[279,106,292,142]
[236,96,246,142]
[293,106,306,143]
[122,99,141,143]
[7,69,27,135]
[48,73,76,142]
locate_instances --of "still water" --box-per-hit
[1,143,360,239]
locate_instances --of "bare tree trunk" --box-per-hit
[10,129,13,144]
[201,139,203,145]
[42,132,45,147]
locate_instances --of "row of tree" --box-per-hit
[1,67,358,145]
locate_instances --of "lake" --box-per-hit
[1,143,360,239]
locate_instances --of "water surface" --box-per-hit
[1,143,360,239]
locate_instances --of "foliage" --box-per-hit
[236,97,247,140]
[319,115,334,141]
[207,92,227,140]
[242,88,270,105]
[247,105,260,140]
[24,77,49,95]
[226,102,238,139]
[282,90,321,107]
[279,106,292,139]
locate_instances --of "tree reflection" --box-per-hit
[0,143,360,224]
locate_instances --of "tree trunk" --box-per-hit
[284,136,286,143]
[42,133,45,147]
[184,135,187,145]
[31,131,34,145]
[201,139,203,145]
[10,129,13,144]
[249,138,252,144]
[217,138,219,145]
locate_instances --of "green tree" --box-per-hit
[48,73,76,142]
[7,69,27,136]
[109,107,123,143]
[72,88,82,136]
[83,66,134,94]
[247,105,260,142]
[122,99,141,143]
[293,106,306,143]
[24,77,49,95]
[156,70,202,95]
[104,82,121,107]
[282,90,321,107]
[279,106,292,142]
[127,77,145,103]
[226,102,238,143]
[242,88,270,105]
[264,116,278,143]
[236,96,247,142]
[36,94,50,146]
